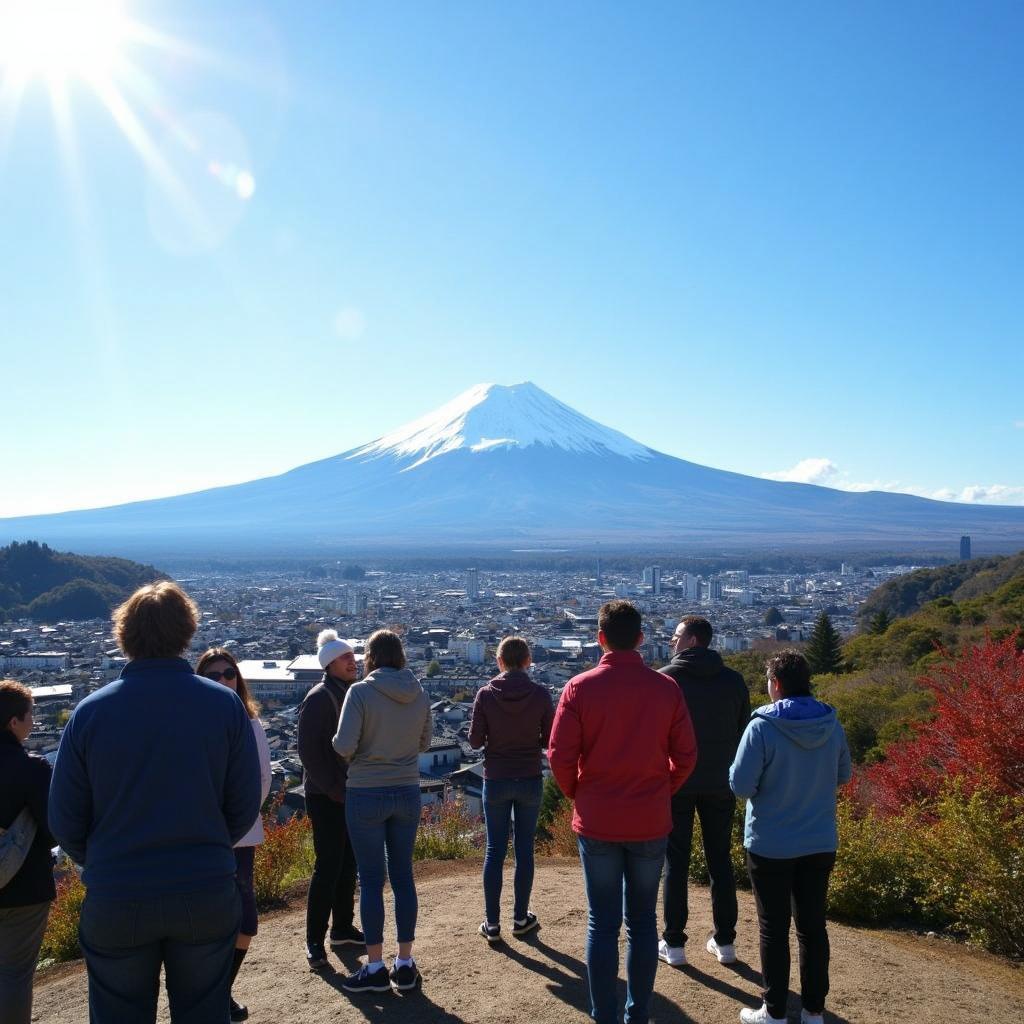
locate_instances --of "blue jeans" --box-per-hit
[482,776,543,924]
[345,786,421,946]
[78,880,240,1024]
[577,835,667,1024]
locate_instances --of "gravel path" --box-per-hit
[33,858,1024,1023]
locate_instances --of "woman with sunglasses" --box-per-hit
[197,648,272,1023]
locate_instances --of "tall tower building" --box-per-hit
[596,556,602,587]
[464,567,480,602]
[960,535,972,561]
[650,565,661,596]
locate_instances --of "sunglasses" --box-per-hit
[204,667,237,682]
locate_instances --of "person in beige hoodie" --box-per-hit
[332,630,432,995]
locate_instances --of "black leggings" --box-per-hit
[747,850,836,1019]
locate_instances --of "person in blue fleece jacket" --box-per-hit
[49,582,260,1024]
[729,650,851,1024]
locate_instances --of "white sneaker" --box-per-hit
[739,1006,786,1024]
[801,1012,824,1024]
[657,939,687,967]
[706,937,737,964]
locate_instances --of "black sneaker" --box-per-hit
[479,922,502,943]
[512,912,540,937]
[230,997,249,1022]
[330,925,366,949]
[341,964,392,994]
[389,959,420,991]
[306,942,329,970]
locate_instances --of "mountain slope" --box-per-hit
[2,382,1023,556]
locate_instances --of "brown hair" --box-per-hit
[766,649,812,697]
[497,636,531,670]
[196,648,259,718]
[0,680,32,732]
[364,629,406,673]
[678,615,713,647]
[113,581,199,660]
[598,600,643,651]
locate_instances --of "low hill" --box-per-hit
[32,860,1024,1023]
[0,540,165,622]
[857,551,1024,625]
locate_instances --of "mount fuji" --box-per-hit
[3,381,1024,557]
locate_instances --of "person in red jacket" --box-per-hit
[549,601,697,1024]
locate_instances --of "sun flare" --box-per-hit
[0,0,129,86]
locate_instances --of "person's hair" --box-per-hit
[766,649,812,697]
[678,615,713,647]
[364,629,406,673]
[598,600,643,651]
[497,636,531,670]
[196,647,259,718]
[0,680,32,732]
[113,581,199,660]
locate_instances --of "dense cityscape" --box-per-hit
[2,558,915,817]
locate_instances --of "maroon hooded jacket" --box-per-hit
[469,670,554,780]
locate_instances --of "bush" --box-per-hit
[539,802,579,857]
[828,797,932,925]
[414,800,483,860]
[40,873,86,962]
[864,634,1024,815]
[917,784,1024,957]
[254,797,312,909]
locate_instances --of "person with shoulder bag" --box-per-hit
[0,680,56,1024]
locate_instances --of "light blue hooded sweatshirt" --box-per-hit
[729,697,852,859]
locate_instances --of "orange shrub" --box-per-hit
[40,873,86,962]
[539,802,579,857]
[254,795,312,908]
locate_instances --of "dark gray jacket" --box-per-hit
[660,647,750,796]
[297,674,351,802]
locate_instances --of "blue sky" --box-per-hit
[1,0,1022,516]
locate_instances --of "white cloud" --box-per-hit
[763,457,840,485]
[1015,420,1024,429]
[764,460,1024,506]
[333,307,367,341]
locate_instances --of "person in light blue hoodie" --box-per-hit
[729,650,851,1024]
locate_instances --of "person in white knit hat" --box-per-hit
[297,629,364,969]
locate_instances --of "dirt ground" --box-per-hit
[33,858,1024,1023]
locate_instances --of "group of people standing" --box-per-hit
[0,582,851,1024]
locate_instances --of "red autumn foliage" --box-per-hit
[862,633,1024,816]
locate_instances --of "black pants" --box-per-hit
[305,793,358,945]
[662,792,737,947]
[747,850,836,1019]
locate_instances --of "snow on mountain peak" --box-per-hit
[349,382,654,468]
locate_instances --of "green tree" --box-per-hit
[538,775,567,832]
[869,609,893,635]
[764,607,784,627]
[425,660,442,678]
[806,611,844,675]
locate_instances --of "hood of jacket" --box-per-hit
[364,666,423,705]
[485,670,538,713]
[668,646,726,679]
[753,696,839,750]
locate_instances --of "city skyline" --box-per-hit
[2,1,1022,517]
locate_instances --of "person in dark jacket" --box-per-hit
[659,616,750,968]
[297,629,363,970]
[469,637,554,943]
[49,582,261,1024]
[0,681,55,1024]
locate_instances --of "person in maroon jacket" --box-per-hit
[549,601,697,1024]
[469,637,554,943]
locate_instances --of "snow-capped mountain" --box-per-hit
[2,381,1023,557]
[351,382,654,467]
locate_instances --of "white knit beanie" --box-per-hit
[317,628,354,669]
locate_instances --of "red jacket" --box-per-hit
[549,650,698,842]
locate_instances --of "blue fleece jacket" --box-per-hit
[729,697,852,859]
[49,658,261,901]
